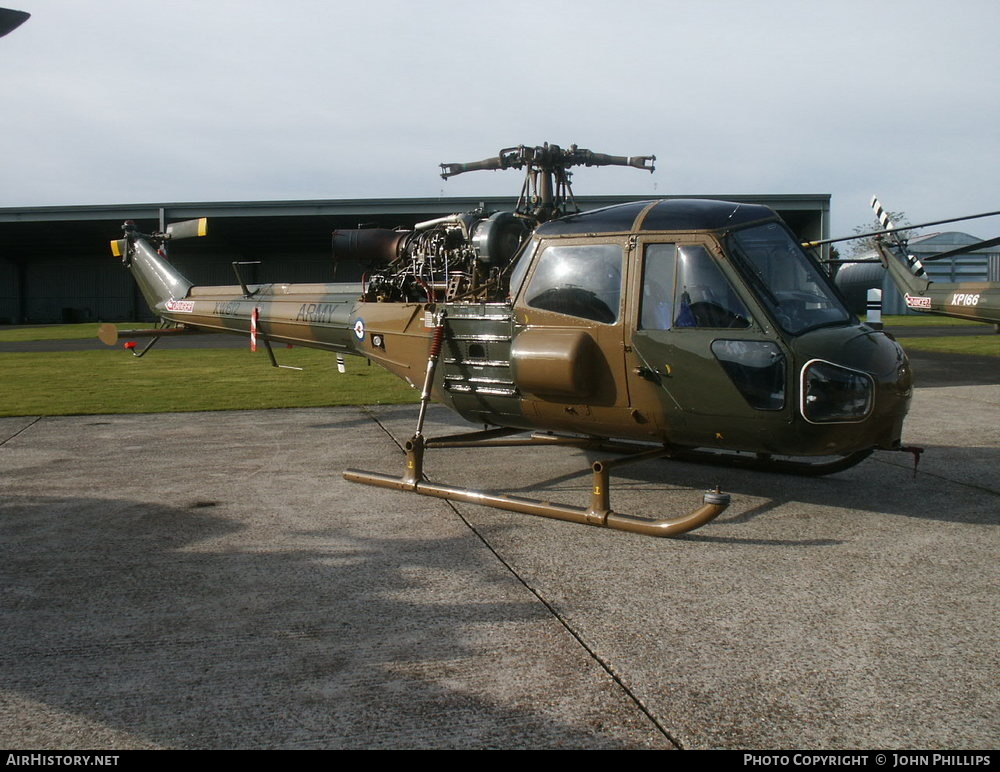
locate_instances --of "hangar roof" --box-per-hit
[0,193,827,224]
[0,193,830,264]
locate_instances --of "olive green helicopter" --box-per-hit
[810,196,1000,329]
[102,143,919,538]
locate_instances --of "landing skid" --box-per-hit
[661,447,875,477]
[344,428,730,538]
[423,429,877,476]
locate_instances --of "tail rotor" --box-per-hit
[871,195,925,278]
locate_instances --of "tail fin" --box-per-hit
[110,219,202,314]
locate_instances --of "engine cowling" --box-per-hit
[332,209,529,302]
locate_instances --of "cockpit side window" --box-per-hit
[524,243,623,324]
[505,238,537,301]
[673,245,751,329]
[640,243,677,330]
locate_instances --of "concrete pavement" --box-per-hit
[1,384,997,749]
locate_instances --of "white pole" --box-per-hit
[866,288,883,329]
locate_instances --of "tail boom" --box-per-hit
[108,231,436,366]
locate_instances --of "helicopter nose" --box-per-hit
[793,326,912,432]
[848,329,912,396]
[796,327,910,388]
[801,359,876,424]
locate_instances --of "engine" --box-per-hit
[333,209,530,303]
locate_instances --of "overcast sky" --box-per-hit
[2,0,997,239]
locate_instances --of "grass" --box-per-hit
[0,323,120,342]
[895,336,1000,357]
[2,317,995,418]
[881,314,992,328]
[877,316,999,356]
[1,348,420,417]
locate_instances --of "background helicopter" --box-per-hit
[103,143,917,538]
[810,196,1000,329]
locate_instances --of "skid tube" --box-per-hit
[344,431,730,538]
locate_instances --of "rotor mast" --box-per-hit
[440,143,655,223]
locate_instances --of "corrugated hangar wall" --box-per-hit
[0,213,370,324]
[0,195,829,324]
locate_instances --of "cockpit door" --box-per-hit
[625,239,790,434]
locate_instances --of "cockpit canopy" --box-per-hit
[512,199,850,337]
[533,198,778,236]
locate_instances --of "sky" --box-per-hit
[1,0,998,240]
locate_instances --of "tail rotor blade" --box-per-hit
[165,217,208,240]
[870,195,898,231]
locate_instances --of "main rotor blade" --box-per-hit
[804,209,1000,248]
[440,155,506,179]
[0,8,29,38]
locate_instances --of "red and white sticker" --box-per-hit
[251,307,259,352]
[164,299,195,313]
[353,318,365,340]
[904,294,932,310]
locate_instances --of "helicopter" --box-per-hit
[811,196,1000,329]
[0,7,29,38]
[101,143,917,538]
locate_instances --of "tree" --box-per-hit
[849,210,912,257]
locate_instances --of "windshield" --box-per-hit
[726,222,851,335]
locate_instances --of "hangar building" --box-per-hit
[0,194,829,324]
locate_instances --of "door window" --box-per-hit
[639,243,751,330]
